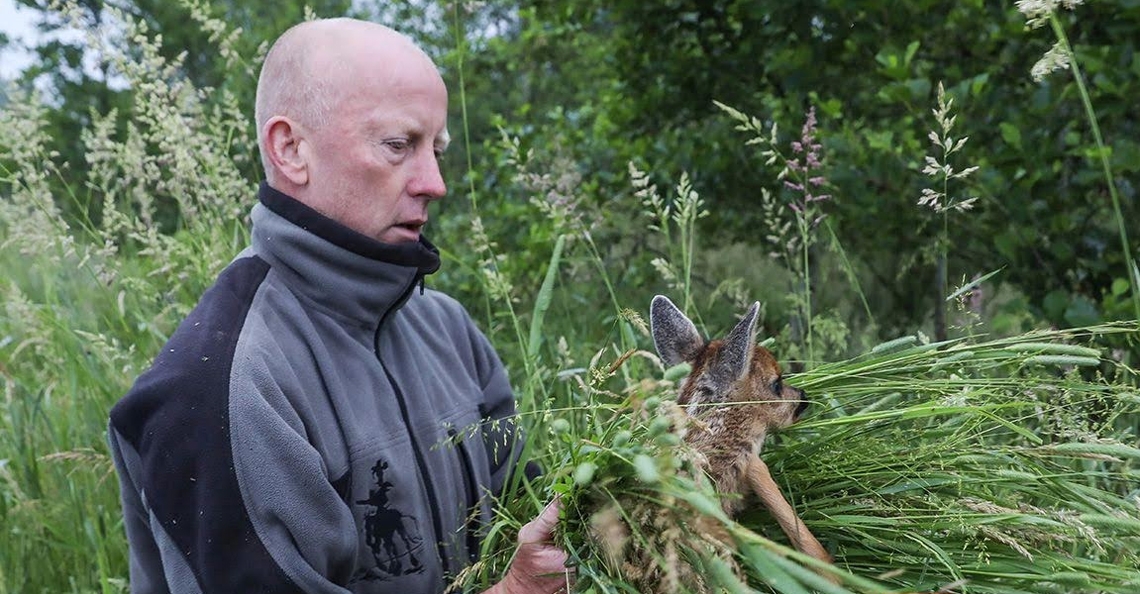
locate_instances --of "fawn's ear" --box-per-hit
[650,295,704,367]
[704,302,761,395]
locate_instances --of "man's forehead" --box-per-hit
[366,115,450,144]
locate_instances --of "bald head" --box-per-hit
[255,19,442,182]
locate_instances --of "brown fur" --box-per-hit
[651,295,834,581]
[677,337,805,515]
[651,295,806,516]
[585,296,830,593]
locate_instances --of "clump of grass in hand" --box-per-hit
[557,392,743,594]
[510,343,870,594]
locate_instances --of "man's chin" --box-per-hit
[378,227,423,244]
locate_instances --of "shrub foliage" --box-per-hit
[1,1,1138,593]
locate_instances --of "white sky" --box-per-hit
[0,0,39,80]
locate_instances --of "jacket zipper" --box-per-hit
[374,275,450,575]
[449,427,482,564]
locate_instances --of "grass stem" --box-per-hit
[1049,14,1140,321]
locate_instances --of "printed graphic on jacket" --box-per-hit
[356,458,425,579]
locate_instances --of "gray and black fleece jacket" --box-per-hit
[108,183,523,593]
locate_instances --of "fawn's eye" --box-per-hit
[772,378,783,393]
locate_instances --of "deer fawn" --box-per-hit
[650,295,833,569]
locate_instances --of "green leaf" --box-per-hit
[744,544,812,594]
[999,122,1022,150]
[1063,295,1101,327]
[574,462,598,486]
[633,454,659,483]
[663,362,692,381]
[946,267,1004,302]
[526,234,566,361]
[903,40,921,67]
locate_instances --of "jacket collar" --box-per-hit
[250,182,441,326]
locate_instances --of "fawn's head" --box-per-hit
[649,295,808,433]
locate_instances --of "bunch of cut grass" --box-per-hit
[763,324,1140,593]
[556,390,746,594]
[467,323,1140,594]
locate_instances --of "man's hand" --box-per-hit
[485,497,572,594]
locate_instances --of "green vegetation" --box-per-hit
[2,0,1138,592]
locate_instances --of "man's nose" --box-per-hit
[412,152,447,199]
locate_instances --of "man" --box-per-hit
[108,18,569,594]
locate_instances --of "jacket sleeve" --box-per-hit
[108,425,173,594]
[108,343,358,593]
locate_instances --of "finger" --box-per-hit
[518,496,561,544]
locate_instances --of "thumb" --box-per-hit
[518,496,561,545]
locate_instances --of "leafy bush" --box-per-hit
[1,2,1138,593]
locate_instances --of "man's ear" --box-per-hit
[263,116,309,186]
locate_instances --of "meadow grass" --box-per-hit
[1021,0,1140,321]
[1,4,250,592]
[451,169,1140,592]
[1,2,1139,593]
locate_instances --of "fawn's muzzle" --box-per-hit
[793,388,809,419]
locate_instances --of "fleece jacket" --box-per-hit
[109,183,523,593]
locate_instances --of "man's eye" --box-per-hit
[383,139,411,152]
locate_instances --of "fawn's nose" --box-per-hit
[793,388,809,419]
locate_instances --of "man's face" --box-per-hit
[304,51,449,244]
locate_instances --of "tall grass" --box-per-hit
[1,2,1138,594]
[1020,0,1140,322]
[451,163,1140,592]
[1,2,253,592]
